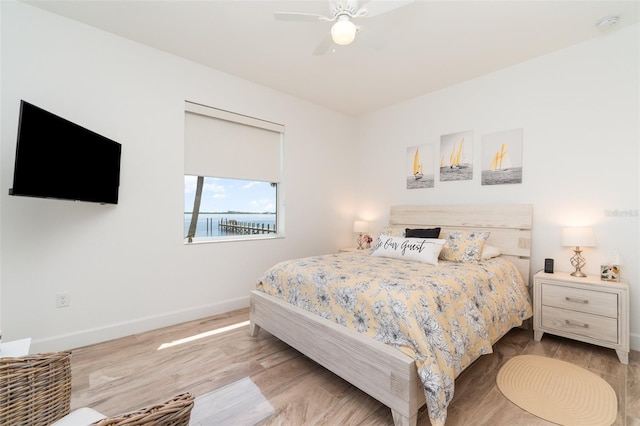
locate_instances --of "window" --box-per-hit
[184,102,284,243]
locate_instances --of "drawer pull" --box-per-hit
[565,319,589,328]
[565,296,589,304]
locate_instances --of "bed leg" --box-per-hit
[391,410,417,426]
[249,322,260,337]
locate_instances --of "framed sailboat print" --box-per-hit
[481,128,523,185]
[440,130,473,181]
[406,144,434,189]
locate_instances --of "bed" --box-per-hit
[249,204,533,426]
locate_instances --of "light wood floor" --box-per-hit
[69,308,639,425]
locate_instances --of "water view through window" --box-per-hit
[184,176,277,242]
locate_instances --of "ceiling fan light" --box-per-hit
[331,17,357,45]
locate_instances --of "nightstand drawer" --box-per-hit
[541,306,618,343]
[541,283,617,317]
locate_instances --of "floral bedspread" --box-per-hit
[256,252,532,426]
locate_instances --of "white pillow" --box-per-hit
[371,235,446,265]
[481,245,502,260]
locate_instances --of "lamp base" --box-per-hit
[569,247,588,278]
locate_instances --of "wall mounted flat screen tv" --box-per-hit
[9,100,122,204]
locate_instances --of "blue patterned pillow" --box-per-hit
[439,231,490,263]
[379,226,404,237]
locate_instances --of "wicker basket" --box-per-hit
[93,392,195,426]
[1,351,194,426]
[0,351,72,425]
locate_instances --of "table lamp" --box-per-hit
[561,226,596,277]
[353,220,368,250]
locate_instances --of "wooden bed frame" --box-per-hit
[249,204,532,426]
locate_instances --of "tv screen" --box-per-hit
[10,100,122,204]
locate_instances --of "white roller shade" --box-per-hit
[184,102,283,182]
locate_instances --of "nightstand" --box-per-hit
[533,271,629,364]
[339,247,368,253]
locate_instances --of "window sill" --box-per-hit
[184,234,284,245]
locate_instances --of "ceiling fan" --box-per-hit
[275,0,414,55]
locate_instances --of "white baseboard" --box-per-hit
[29,297,640,355]
[631,332,640,352]
[30,296,250,353]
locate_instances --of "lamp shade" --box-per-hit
[561,227,596,247]
[331,17,357,45]
[353,220,368,233]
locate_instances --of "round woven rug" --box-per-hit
[496,355,617,426]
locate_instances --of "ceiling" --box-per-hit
[24,0,639,116]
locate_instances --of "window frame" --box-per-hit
[184,101,284,244]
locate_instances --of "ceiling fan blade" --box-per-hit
[359,0,414,17]
[274,12,326,22]
[313,34,333,56]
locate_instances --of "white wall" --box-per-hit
[353,24,640,350]
[0,2,357,352]
[1,2,638,354]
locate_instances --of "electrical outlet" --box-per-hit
[56,292,70,308]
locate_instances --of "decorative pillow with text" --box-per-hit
[371,235,446,265]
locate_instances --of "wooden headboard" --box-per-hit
[389,204,533,284]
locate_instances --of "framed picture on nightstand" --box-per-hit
[600,264,620,282]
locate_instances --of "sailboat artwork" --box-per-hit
[407,144,434,189]
[448,138,467,169]
[488,143,512,171]
[413,148,424,180]
[440,131,473,182]
[481,129,523,185]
